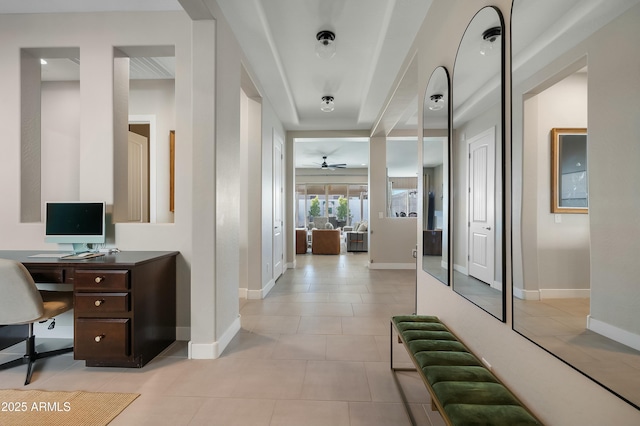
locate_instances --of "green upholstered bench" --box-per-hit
[391,315,543,426]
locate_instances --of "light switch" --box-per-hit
[378,212,383,219]
[555,214,562,223]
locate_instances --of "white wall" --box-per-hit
[41,81,81,203]
[0,10,194,336]
[415,1,640,424]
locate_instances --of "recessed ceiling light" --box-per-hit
[480,26,501,56]
[316,30,336,59]
[321,96,335,112]
[40,59,47,65]
[428,94,445,111]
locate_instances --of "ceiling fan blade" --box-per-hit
[328,163,347,168]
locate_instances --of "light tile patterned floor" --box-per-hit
[0,253,445,425]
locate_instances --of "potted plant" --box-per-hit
[308,196,320,222]
[336,197,348,227]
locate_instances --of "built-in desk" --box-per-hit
[0,251,178,368]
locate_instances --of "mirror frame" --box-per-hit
[451,6,506,321]
[551,127,588,214]
[422,66,450,285]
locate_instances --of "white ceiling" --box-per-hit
[216,0,432,132]
[215,0,433,173]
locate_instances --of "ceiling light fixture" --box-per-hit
[321,96,335,112]
[480,26,501,56]
[316,30,336,59]
[428,94,445,111]
[40,59,47,65]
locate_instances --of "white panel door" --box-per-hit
[273,131,284,280]
[127,131,149,222]
[468,128,495,285]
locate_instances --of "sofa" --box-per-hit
[311,229,340,254]
[346,231,368,252]
[345,221,368,252]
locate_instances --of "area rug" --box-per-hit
[0,389,139,426]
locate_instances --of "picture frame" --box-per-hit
[550,128,588,214]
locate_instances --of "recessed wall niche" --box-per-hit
[21,47,80,223]
[113,45,176,224]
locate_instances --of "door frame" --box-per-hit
[129,114,157,222]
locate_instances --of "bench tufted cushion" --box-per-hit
[423,365,499,385]
[444,404,542,426]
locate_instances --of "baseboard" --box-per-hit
[587,316,640,351]
[513,287,540,300]
[490,280,502,291]
[246,278,275,300]
[188,315,241,359]
[238,287,248,298]
[539,288,590,299]
[263,278,276,297]
[368,262,416,270]
[453,263,468,275]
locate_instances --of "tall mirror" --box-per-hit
[451,7,505,320]
[422,67,449,284]
[512,0,640,409]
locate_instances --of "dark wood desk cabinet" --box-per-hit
[0,251,178,368]
[423,230,443,256]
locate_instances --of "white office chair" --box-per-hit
[0,258,73,385]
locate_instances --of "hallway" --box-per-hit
[231,252,441,425]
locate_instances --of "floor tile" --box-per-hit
[270,400,350,426]
[300,360,371,401]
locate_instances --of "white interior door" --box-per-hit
[468,128,495,285]
[127,131,149,222]
[273,131,284,280]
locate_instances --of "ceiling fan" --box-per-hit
[319,155,346,170]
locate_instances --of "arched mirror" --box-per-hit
[512,0,640,409]
[452,7,505,320]
[422,66,450,285]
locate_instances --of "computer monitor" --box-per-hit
[45,201,106,253]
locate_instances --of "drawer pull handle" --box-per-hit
[94,299,105,307]
[95,334,105,343]
[95,276,104,284]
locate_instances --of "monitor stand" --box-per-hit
[72,243,90,254]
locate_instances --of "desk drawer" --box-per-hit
[75,318,130,359]
[75,293,130,314]
[75,270,129,291]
